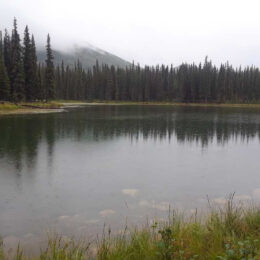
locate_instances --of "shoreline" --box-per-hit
[1,200,259,259]
[82,101,260,108]
[0,102,65,116]
[1,101,260,116]
[0,108,65,116]
[51,100,260,108]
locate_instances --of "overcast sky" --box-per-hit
[1,0,260,67]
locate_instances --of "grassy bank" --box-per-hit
[0,102,20,110]
[0,101,63,115]
[1,198,260,259]
[84,100,260,108]
[1,100,260,115]
[19,101,63,109]
[57,100,260,109]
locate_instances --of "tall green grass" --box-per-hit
[0,101,62,112]
[19,101,63,109]
[1,197,260,259]
[0,102,19,110]
[0,238,3,260]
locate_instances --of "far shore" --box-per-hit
[1,100,260,116]
[0,102,64,116]
[0,107,65,115]
[80,100,260,108]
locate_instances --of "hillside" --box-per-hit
[37,44,130,70]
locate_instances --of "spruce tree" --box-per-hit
[0,31,10,100]
[45,34,55,101]
[30,35,39,100]
[0,31,3,56]
[10,18,25,101]
[3,29,12,78]
[37,63,44,100]
[23,25,36,101]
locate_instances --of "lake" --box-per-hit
[1,105,260,250]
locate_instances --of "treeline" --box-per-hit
[56,59,260,103]
[1,19,260,103]
[0,18,54,102]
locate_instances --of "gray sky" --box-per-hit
[1,0,260,67]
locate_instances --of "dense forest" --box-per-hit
[1,19,260,103]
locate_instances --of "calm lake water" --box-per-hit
[1,105,260,250]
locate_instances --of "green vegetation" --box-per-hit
[1,198,260,259]
[0,101,62,115]
[45,34,55,101]
[2,19,260,104]
[19,101,62,109]
[1,100,260,116]
[0,101,62,110]
[0,102,19,110]
[81,100,260,108]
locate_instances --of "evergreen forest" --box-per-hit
[1,19,260,103]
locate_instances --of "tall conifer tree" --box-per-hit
[45,34,55,100]
[0,31,10,100]
[31,35,39,100]
[23,26,34,101]
[23,27,38,101]
[10,18,25,101]
[3,29,12,79]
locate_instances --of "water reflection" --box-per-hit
[1,105,260,252]
[0,105,260,171]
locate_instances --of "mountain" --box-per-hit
[37,44,130,70]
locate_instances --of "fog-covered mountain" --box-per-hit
[37,44,130,70]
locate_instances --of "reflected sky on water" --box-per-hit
[0,105,260,251]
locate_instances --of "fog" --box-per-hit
[1,0,260,67]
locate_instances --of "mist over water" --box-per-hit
[1,105,260,251]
